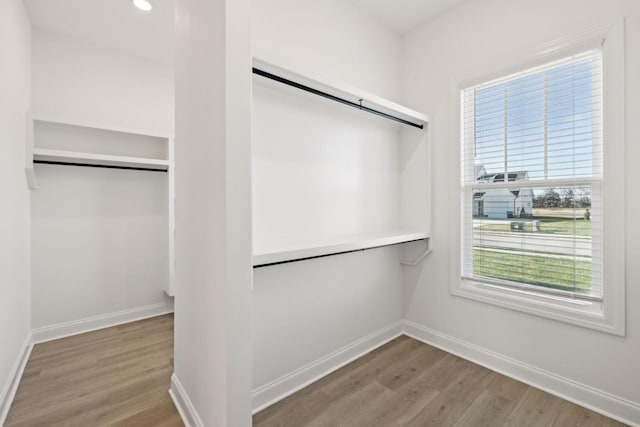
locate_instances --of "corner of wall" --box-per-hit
[169,373,205,427]
[0,333,33,425]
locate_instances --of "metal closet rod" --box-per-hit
[253,238,426,268]
[34,160,167,173]
[252,67,424,129]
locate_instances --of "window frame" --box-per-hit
[448,20,626,335]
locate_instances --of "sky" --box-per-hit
[469,50,602,182]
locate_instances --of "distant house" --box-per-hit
[473,167,534,219]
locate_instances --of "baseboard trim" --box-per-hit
[403,320,640,427]
[252,320,404,414]
[0,332,33,425]
[32,302,174,344]
[169,373,205,427]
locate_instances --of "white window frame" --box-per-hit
[449,20,626,335]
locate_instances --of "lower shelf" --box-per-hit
[33,148,169,171]
[253,231,430,267]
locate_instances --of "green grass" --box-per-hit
[473,248,592,294]
[476,217,592,236]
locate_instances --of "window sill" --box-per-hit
[452,278,624,336]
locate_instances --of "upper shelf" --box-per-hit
[253,231,430,267]
[252,57,429,129]
[31,113,174,139]
[25,112,173,189]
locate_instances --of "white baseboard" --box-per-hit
[0,332,33,426]
[169,373,204,427]
[403,320,640,427]
[32,302,174,344]
[252,320,404,413]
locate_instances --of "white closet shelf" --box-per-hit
[33,148,169,170]
[253,57,429,128]
[31,113,173,139]
[253,231,430,267]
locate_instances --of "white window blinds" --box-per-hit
[461,49,603,300]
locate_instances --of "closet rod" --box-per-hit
[253,238,426,268]
[34,160,167,173]
[252,68,424,129]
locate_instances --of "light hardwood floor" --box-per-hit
[5,314,183,427]
[254,335,629,427]
[6,316,628,426]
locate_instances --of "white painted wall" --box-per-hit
[253,247,404,386]
[172,0,252,425]
[32,29,174,135]
[0,0,31,420]
[252,0,402,102]
[250,0,423,409]
[30,165,170,329]
[30,30,174,331]
[252,80,401,249]
[402,0,640,420]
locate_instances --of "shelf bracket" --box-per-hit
[400,247,432,266]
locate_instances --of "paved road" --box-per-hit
[473,230,592,257]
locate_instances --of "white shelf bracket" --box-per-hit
[400,245,432,266]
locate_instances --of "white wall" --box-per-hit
[0,0,31,421]
[253,247,404,386]
[402,0,640,421]
[172,0,253,425]
[250,0,414,409]
[252,80,401,249]
[252,0,402,102]
[30,30,174,331]
[32,29,174,135]
[30,165,170,329]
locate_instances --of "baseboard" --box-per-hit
[0,332,33,425]
[252,320,404,413]
[32,302,174,344]
[403,320,640,427]
[169,373,205,427]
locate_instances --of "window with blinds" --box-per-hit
[461,49,603,301]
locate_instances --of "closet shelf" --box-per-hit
[33,148,169,170]
[31,113,173,139]
[253,57,429,128]
[253,231,430,267]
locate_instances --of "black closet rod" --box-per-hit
[253,237,425,268]
[34,160,167,173]
[252,68,424,129]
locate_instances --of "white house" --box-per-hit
[473,168,534,219]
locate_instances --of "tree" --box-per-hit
[561,188,575,208]
[575,186,592,208]
[542,188,561,207]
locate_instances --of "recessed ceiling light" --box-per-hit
[132,0,152,11]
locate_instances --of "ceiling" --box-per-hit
[23,0,466,64]
[23,0,174,64]
[349,0,468,34]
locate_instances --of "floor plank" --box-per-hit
[254,336,630,427]
[5,314,183,427]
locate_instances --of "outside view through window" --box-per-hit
[462,50,603,298]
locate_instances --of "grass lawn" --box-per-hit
[476,217,592,236]
[473,248,592,294]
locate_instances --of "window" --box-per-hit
[452,23,625,335]
[463,50,602,299]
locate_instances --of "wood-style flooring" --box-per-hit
[254,335,629,427]
[5,314,183,427]
[5,316,628,426]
